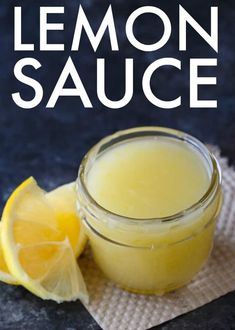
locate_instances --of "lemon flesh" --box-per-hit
[1,177,88,303]
[46,182,87,257]
[0,223,18,285]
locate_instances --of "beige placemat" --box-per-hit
[79,146,235,330]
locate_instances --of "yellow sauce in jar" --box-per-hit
[77,128,222,294]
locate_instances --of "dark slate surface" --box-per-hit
[0,0,235,329]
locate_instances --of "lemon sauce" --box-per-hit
[77,128,222,294]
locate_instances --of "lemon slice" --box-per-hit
[0,223,18,285]
[46,182,87,257]
[0,181,87,287]
[1,177,88,303]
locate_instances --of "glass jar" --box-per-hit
[76,127,222,295]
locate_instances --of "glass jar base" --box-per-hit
[114,280,191,296]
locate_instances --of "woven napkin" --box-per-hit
[79,146,235,330]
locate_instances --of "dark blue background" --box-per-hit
[0,1,235,329]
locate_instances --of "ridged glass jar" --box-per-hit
[77,127,222,295]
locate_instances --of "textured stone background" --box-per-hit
[0,0,235,329]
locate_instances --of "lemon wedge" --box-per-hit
[1,177,88,303]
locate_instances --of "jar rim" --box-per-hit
[77,126,222,225]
